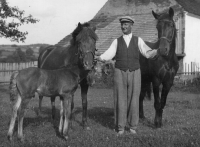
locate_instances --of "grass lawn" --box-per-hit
[0,84,200,147]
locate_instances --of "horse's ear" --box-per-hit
[152,10,159,20]
[169,7,174,18]
[78,22,82,29]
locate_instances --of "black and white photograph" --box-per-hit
[0,0,200,146]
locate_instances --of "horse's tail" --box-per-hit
[9,71,19,103]
[8,71,22,141]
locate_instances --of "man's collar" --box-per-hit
[123,33,132,37]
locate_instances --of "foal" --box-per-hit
[7,66,83,141]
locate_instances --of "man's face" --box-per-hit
[121,22,133,35]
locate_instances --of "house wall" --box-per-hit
[183,13,200,73]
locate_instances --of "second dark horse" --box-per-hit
[38,22,98,129]
[139,7,179,128]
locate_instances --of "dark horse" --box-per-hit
[37,22,98,129]
[139,7,179,128]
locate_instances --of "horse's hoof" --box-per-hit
[17,135,25,143]
[139,116,146,120]
[7,134,12,142]
[59,129,63,135]
[139,116,146,121]
[154,121,162,128]
[63,135,69,140]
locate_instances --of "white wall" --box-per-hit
[184,13,200,72]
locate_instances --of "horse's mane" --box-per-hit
[70,22,98,45]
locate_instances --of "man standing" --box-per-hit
[97,16,158,135]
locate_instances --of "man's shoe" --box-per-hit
[130,129,136,134]
[117,130,124,136]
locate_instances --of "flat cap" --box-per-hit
[119,16,134,23]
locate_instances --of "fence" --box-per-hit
[0,61,38,83]
[0,61,200,83]
[177,62,200,75]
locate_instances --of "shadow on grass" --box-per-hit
[73,107,114,130]
[11,107,65,140]
[73,107,156,130]
[139,117,155,129]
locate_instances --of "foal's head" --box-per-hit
[72,22,98,70]
[153,7,176,57]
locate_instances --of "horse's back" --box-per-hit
[38,46,55,68]
[39,45,74,70]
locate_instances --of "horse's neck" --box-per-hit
[167,37,177,61]
[65,44,79,66]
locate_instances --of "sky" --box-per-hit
[0,0,107,45]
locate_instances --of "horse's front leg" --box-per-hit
[157,82,173,127]
[152,79,162,128]
[51,96,56,120]
[38,96,43,116]
[80,78,90,130]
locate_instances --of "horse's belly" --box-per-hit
[36,85,58,97]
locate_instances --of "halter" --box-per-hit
[158,19,175,44]
[76,45,96,66]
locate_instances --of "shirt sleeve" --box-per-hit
[100,39,118,61]
[138,37,157,59]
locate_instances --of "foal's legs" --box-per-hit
[7,94,22,141]
[80,78,89,129]
[59,97,64,134]
[17,97,31,142]
[62,94,72,140]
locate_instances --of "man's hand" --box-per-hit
[96,56,103,62]
[151,49,160,60]
[157,49,160,56]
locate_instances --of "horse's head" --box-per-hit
[153,7,176,57]
[73,22,98,70]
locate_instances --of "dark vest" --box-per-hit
[115,35,140,71]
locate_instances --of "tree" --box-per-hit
[26,48,34,56]
[0,0,39,42]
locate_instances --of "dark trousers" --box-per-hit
[113,68,141,131]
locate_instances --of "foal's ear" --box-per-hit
[169,7,174,18]
[152,10,159,20]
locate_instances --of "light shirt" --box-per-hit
[100,33,157,61]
